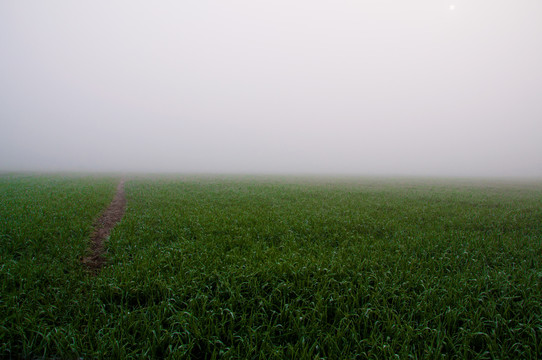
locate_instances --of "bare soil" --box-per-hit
[82,179,126,273]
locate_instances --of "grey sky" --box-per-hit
[1,1,541,176]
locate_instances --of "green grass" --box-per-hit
[0,174,119,358]
[1,175,542,358]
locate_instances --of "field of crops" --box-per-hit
[1,174,541,359]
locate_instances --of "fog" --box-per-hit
[1,1,541,176]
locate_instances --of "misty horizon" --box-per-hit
[1,1,541,177]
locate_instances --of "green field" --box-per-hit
[1,174,541,359]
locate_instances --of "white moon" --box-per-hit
[449,5,456,10]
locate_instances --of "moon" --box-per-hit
[449,5,456,10]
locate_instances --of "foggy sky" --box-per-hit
[1,1,541,176]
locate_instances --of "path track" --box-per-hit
[82,178,126,273]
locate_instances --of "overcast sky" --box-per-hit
[1,1,541,176]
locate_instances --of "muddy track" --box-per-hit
[82,178,126,273]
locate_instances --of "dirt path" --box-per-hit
[82,178,126,273]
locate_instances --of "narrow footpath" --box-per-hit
[82,178,126,273]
